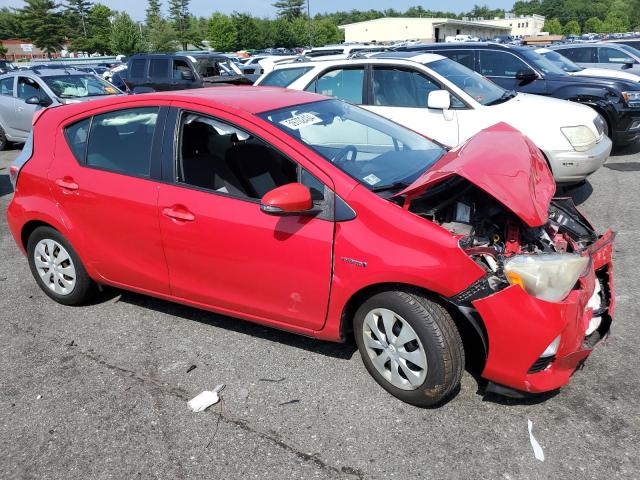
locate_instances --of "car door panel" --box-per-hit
[478,49,547,95]
[48,104,170,294]
[157,105,334,331]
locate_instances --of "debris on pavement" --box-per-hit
[188,384,225,412]
[527,419,545,462]
[259,377,285,383]
[36,395,42,400]
[186,365,197,373]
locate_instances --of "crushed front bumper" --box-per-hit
[472,229,615,394]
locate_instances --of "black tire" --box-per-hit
[353,289,464,407]
[27,226,96,306]
[0,125,7,151]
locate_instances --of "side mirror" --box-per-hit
[182,69,195,81]
[515,68,537,83]
[25,96,51,107]
[260,183,318,216]
[427,90,451,110]
[615,57,636,68]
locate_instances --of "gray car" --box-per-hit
[0,68,122,150]
[550,43,640,76]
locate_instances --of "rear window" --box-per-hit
[149,59,170,79]
[259,67,313,87]
[129,59,146,78]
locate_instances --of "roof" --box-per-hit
[46,86,325,117]
[393,42,528,52]
[271,53,446,70]
[338,16,510,31]
[0,68,89,77]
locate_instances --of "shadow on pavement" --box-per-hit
[557,180,593,206]
[111,288,359,361]
[0,174,13,197]
[604,162,640,172]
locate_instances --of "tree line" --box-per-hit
[1,0,640,59]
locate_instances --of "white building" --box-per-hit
[476,13,546,38]
[338,17,511,44]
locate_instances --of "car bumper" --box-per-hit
[546,136,612,184]
[472,229,615,394]
[613,108,640,146]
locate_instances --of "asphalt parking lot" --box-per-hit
[1,144,639,480]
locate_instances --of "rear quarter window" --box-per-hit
[259,67,313,87]
[129,59,146,78]
[64,118,91,163]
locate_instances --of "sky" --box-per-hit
[2,0,517,22]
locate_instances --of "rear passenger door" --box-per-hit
[0,76,16,137]
[49,103,171,294]
[597,46,639,72]
[365,66,460,147]
[556,47,597,69]
[477,49,547,95]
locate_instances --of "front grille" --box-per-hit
[528,355,555,373]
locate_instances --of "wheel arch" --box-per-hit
[339,281,488,377]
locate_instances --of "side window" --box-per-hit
[599,47,635,64]
[259,67,313,87]
[0,77,13,96]
[64,118,91,163]
[436,50,475,69]
[561,47,595,63]
[305,68,364,104]
[177,113,299,200]
[478,50,528,77]
[86,107,158,177]
[172,59,191,79]
[129,59,146,78]
[149,58,170,79]
[372,68,440,108]
[17,76,43,101]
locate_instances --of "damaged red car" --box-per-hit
[6,87,615,406]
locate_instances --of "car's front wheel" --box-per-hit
[27,226,96,305]
[354,289,464,407]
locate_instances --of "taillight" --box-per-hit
[9,164,19,188]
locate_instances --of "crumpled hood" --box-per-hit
[395,123,556,227]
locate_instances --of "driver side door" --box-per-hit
[14,76,45,136]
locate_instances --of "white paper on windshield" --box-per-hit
[363,174,381,186]
[280,113,322,130]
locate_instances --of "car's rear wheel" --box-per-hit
[27,226,96,305]
[354,289,464,407]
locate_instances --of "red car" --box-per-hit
[7,87,615,406]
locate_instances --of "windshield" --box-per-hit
[520,49,567,76]
[43,74,120,98]
[427,58,507,106]
[619,44,640,58]
[260,99,445,191]
[193,58,242,77]
[539,50,582,72]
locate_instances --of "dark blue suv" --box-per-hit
[391,43,640,148]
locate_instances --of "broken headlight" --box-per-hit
[503,254,589,302]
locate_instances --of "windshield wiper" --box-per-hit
[486,89,516,106]
[371,181,409,192]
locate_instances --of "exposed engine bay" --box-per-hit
[400,177,599,277]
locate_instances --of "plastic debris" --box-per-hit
[527,419,545,462]
[36,395,42,400]
[188,384,225,412]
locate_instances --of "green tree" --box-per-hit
[66,0,92,37]
[146,18,176,52]
[603,12,630,33]
[0,8,24,39]
[0,41,6,57]
[231,13,260,50]
[584,17,603,33]
[20,0,66,58]
[207,13,236,51]
[168,0,191,50]
[466,4,504,19]
[146,0,161,25]
[273,0,306,22]
[84,3,113,54]
[544,17,563,34]
[563,20,581,35]
[110,12,143,56]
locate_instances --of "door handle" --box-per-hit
[163,206,195,222]
[55,177,79,191]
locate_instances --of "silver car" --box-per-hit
[550,43,640,76]
[0,68,122,150]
